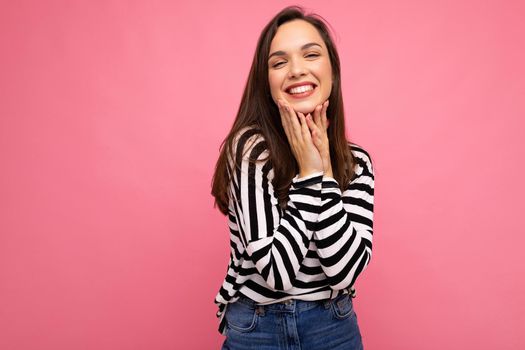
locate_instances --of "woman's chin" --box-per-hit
[292,106,316,115]
[289,101,318,115]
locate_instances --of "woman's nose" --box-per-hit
[288,59,307,78]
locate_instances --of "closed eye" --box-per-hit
[271,53,320,68]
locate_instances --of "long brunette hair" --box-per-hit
[211,6,356,215]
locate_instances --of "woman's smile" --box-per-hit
[285,83,317,99]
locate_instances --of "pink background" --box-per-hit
[1,1,524,349]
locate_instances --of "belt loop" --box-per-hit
[323,290,334,309]
[255,305,265,316]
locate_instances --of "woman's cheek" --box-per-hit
[268,74,279,98]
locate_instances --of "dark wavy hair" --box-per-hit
[211,5,356,215]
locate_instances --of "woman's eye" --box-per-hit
[272,54,319,68]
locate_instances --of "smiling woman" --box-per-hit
[211,5,374,350]
[268,21,333,115]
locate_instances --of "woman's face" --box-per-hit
[268,19,333,115]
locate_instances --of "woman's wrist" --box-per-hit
[299,169,324,178]
[322,153,333,177]
[325,168,333,178]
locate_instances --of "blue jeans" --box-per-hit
[221,293,364,350]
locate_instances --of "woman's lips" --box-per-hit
[285,85,317,99]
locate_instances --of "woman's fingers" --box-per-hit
[278,100,302,161]
[297,112,312,142]
[313,104,323,130]
[306,113,318,131]
[321,100,329,129]
[278,99,321,147]
[284,103,303,142]
[306,114,322,146]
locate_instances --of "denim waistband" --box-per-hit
[235,292,351,313]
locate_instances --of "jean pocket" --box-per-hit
[224,301,259,333]
[330,293,355,320]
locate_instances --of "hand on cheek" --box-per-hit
[305,100,332,175]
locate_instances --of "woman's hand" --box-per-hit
[277,99,323,178]
[305,100,333,177]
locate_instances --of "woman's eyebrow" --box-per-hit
[268,42,322,60]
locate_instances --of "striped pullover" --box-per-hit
[214,126,375,335]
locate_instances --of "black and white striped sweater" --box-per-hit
[214,126,375,335]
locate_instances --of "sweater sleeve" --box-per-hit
[313,147,375,290]
[229,129,323,292]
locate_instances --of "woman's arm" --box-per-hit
[313,146,375,290]
[229,129,324,292]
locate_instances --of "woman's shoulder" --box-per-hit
[233,125,267,152]
[348,142,372,160]
[348,141,374,173]
[234,125,263,140]
[229,126,269,166]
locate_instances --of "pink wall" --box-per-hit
[1,1,524,349]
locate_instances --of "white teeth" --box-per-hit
[288,85,314,94]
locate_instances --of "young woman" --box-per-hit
[211,6,375,349]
